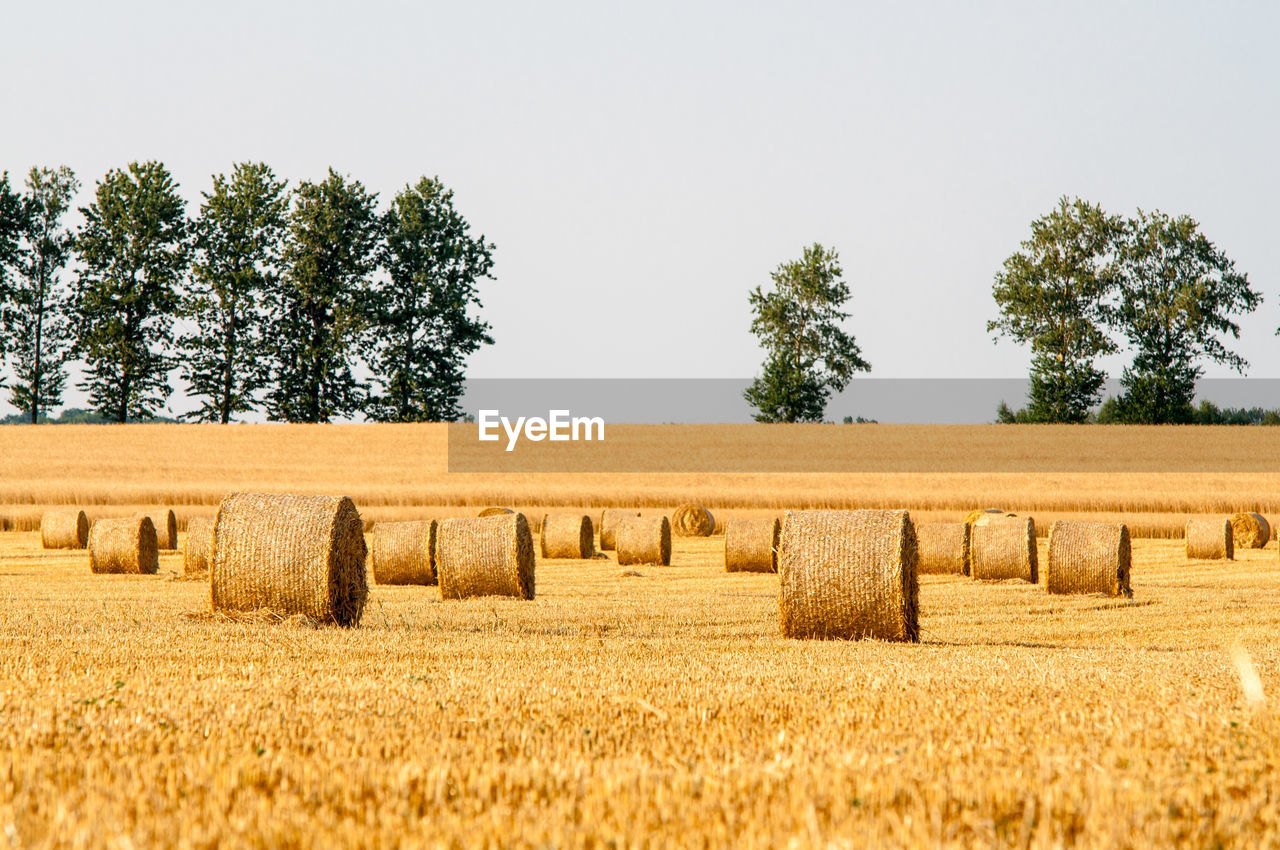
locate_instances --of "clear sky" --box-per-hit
[2,1,1277,417]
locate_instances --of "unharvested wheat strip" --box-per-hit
[671,503,715,537]
[1046,521,1132,597]
[89,516,159,575]
[970,516,1038,582]
[616,516,672,566]
[1186,518,1233,560]
[724,517,780,573]
[540,514,594,559]
[777,509,918,641]
[210,492,368,626]
[437,513,535,600]
[917,522,970,576]
[599,509,641,551]
[41,509,89,549]
[136,509,177,549]
[183,516,214,576]
[371,520,438,585]
[1229,512,1270,549]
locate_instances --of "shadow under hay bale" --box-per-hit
[724,517,779,573]
[616,516,671,566]
[183,516,214,577]
[917,522,970,576]
[211,493,368,626]
[137,509,177,549]
[1230,512,1270,549]
[599,509,641,551]
[671,503,715,537]
[1046,521,1131,597]
[1186,518,1233,560]
[777,509,918,641]
[370,519,438,586]
[971,516,1038,583]
[437,513,535,600]
[540,514,594,559]
[41,510,89,550]
[89,516,159,575]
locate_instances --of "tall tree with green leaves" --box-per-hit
[73,161,188,422]
[264,169,379,423]
[180,163,288,423]
[0,173,23,369]
[1108,209,1259,423]
[367,177,494,422]
[988,197,1121,422]
[743,244,869,423]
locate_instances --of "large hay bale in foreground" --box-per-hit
[671,503,715,537]
[599,509,641,551]
[211,493,368,626]
[540,514,594,559]
[371,520,438,585]
[1230,512,1270,549]
[137,509,177,549]
[724,517,780,573]
[41,510,89,549]
[970,516,1038,582]
[617,516,672,566]
[1186,518,1233,560]
[777,510,918,641]
[89,516,159,575]
[917,522,970,576]
[1046,521,1131,597]
[183,516,214,576]
[478,506,514,518]
[437,513,535,600]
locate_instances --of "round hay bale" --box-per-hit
[616,516,672,566]
[437,513,535,600]
[1230,512,1270,549]
[478,506,514,518]
[777,509,918,641]
[89,516,159,575]
[970,515,1038,582]
[210,493,368,626]
[1186,518,1233,560]
[136,509,177,549]
[41,510,89,549]
[540,514,594,559]
[917,522,970,576]
[1046,521,1131,597]
[724,517,780,573]
[183,516,214,576]
[671,503,715,537]
[965,508,1012,529]
[371,520,437,585]
[599,509,641,551]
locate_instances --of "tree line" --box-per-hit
[0,162,495,423]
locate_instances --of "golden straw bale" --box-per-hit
[1186,518,1233,560]
[183,516,214,577]
[671,503,715,537]
[1046,521,1132,597]
[540,514,594,559]
[1230,512,1270,549]
[41,510,89,549]
[371,520,438,585]
[89,516,159,575]
[965,508,1012,529]
[478,507,514,518]
[599,509,641,551]
[437,513,535,600]
[917,522,970,576]
[724,517,780,573]
[616,517,672,566]
[970,516,1038,582]
[777,509,918,641]
[210,493,368,626]
[136,509,177,549]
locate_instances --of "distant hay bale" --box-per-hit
[965,508,1012,529]
[136,509,177,549]
[89,516,159,575]
[616,516,672,566]
[437,513,535,600]
[478,507,514,518]
[1230,512,1270,549]
[1046,521,1132,597]
[371,520,438,585]
[917,522,970,576]
[724,517,780,573]
[1186,518,1233,560]
[183,516,214,576]
[671,503,715,537]
[970,516,1038,582]
[777,510,918,641]
[41,510,89,549]
[540,514,594,559]
[599,509,641,551]
[210,493,368,626]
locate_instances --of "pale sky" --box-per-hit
[2,1,1277,418]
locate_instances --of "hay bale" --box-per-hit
[183,516,214,576]
[1230,512,1270,549]
[210,493,368,626]
[616,516,672,566]
[478,506,514,518]
[724,517,780,573]
[89,516,159,575]
[970,516,1038,582]
[1186,518,1233,560]
[540,514,594,559]
[437,513,535,599]
[777,509,918,641]
[41,510,89,549]
[671,503,715,537]
[370,520,438,585]
[599,509,641,551]
[1046,521,1131,596]
[965,508,1012,529]
[136,509,177,549]
[917,522,970,576]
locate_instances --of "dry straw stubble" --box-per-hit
[540,514,594,559]
[917,522,970,576]
[616,516,672,567]
[1230,512,1270,549]
[89,516,159,575]
[671,503,715,537]
[1186,518,1233,560]
[970,515,1039,582]
[724,517,780,573]
[371,520,438,586]
[437,513,535,600]
[599,509,641,551]
[1046,521,1132,597]
[41,509,89,549]
[183,516,214,576]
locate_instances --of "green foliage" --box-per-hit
[744,244,870,423]
[0,172,22,386]
[73,162,188,422]
[366,177,494,422]
[0,406,176,425]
